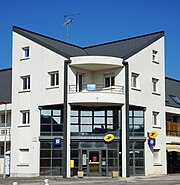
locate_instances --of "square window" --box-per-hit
[131,73,139,88]
[22,47,29,58]
[21,111,30,124]
[152,78,159,93]
[21,76,30,90]
[19,148,29,164]
[152,111,159,126]
[49,71,59,86]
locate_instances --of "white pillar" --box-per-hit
[66,103,71,177]
[121,105,127,177]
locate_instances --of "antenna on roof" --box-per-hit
[63,13,80,41]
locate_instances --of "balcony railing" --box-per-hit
[166,121,180,137]
[69,84,124,94]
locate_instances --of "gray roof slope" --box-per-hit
[0,68,12,103]
[84,31,164,59]
[13,26,86,59]
[13,26,164,60]
[165,77,180,108]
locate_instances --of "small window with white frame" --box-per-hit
[104,73,115,87]
[19,148,29,164]
[49,71,59,87]
[22,47,30,58]
[152,111,159,126]
[152,78,159,93]
[21,75,30,90]
[1,114,5,124]
[153,149,161,165]
[131,72,139,89]
[21,110,30,124]
[152,50,158,63]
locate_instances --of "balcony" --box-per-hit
[166,121,180,137]
[69,84,124,94]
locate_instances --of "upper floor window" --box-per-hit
[152,111,159,126]
[21,110,30,124]
[104,73,115,87]
[21,75,30,90]
[22,47,29,58]
[131,73,139,89]
[152,78,159,93]
[49,71,59,86]
[152,50,158,63]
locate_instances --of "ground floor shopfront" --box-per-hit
[39,104,145,177]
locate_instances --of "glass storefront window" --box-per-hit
[81,117,92,124]
[81,111,92,116]
[81,125,92,132]
[94,111,105,116]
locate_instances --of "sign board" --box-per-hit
[82,154,87,165]
[148,138,156,147]
[70,160,74,168]
[149,130,158,139]
[104,134,115,143]
[53,138,62,147]
[87,84,96,91]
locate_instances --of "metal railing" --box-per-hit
[69,84,124,94]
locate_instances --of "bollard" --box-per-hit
[13,182,18,185]
[44,179,49,185]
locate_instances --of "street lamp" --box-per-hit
[0,102,8,178]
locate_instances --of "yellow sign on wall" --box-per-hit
[70,160,74,168]
[149,130,158,139]
[104,134,115,142]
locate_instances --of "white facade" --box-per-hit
[11,27,167,177]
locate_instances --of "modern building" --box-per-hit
[10,26,167,177]
[0,68,12,174]
[165,77,180,173]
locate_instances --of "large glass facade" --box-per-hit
[40,107,63,176]
[71,107,120,136]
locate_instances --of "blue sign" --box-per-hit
[87,84,96,91]
[54,138,62,147]
[148,138,156,147]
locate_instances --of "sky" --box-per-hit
[0,0,180,79]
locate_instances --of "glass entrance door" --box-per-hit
[129,141,144,176]
[88,151,101,176]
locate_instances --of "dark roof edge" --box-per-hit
[124,32,164,60]
[13,26,73,59]
[0,68,12,72]
[165,77,180,83]
[165,104,180,109]
[83,31,164,49]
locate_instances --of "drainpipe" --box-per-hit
[122,60,130,177]
[63,59,71,178]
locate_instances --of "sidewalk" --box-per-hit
[0,174,179,185]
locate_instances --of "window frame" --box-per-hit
[22,47,30,58]
[49,71,59,87]
[152,50,158,63]
[21,75,30,90]
[21,110,30,125]
[104,73,115,87]
[131,72,139,89]
[152,78,159,93]
[152,111,159,126]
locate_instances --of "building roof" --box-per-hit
[165,77,180,108]
[13,26,164,60]
[0,68,12,103]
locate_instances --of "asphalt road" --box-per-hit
[0,174,179,185]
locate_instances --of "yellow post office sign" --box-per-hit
[148,130,158,139]
[104,134,115,142]
[70,160,74,168]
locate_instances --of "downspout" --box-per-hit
[63,59,71,178]
[122,60,130,177]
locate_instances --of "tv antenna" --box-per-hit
[63,13,80,40]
